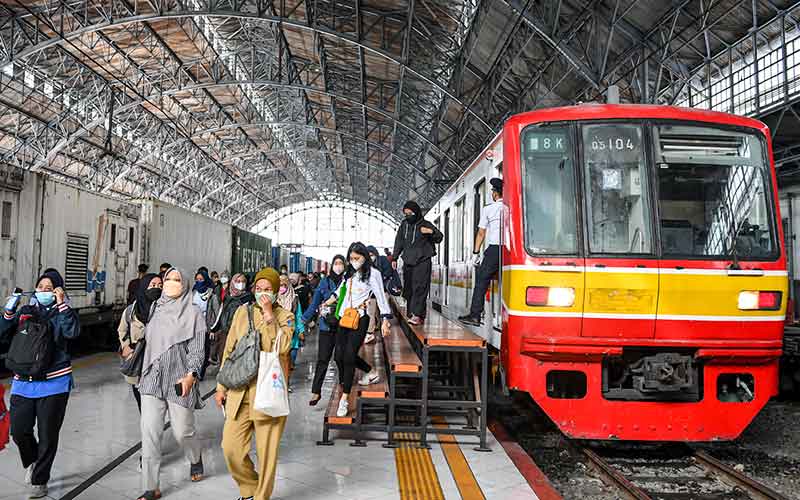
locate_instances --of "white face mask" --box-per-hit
[370,255,377,263]
[333,264,345,274]
[233,281,246,291]
[220,276,229,284]
[350,259,364,270]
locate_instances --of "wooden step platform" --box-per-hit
[384,321,422,374]
[391,297,486,348]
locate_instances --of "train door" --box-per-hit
[0,192,19,297]
[469,179,485,311]
[581,123,657,339]
[443,208,450,306]
[107,212,133,305]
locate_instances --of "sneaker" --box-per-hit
[29,484,47,499]
[336,397,349,417]
[358,371,379,386]
[458,314,481,326]
[25,463,34,484]
[364,333,376,345]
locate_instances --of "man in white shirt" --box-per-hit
[459,178,503,326]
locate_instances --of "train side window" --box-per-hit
[1,201,12,239]
[128,227,134,252]
[109,223,116,251]
[452,197,466,262]
[434,217,441,264]
[473,179,485,238]
[444,209,450,266]
[521,126,578,254]
[582,123,652,254]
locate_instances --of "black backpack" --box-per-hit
[6,311,56,380]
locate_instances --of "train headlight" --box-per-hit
[738,291,781,311]
[526,286,575,307]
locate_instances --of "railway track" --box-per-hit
[581,444,790,500]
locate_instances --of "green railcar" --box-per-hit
[231,226,272,277]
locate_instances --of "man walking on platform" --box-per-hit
[459,178,503,326]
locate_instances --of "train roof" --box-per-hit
[505,104,770,136]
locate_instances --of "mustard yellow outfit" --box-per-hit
[218,302,293,500]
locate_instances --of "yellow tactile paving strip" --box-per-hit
[433,417,486,500]
[395,432,445,500]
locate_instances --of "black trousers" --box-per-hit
[10,392,69,485]
[199,332,211,379]
[311,329,342,395]
[403,258,432,318]
[469,245,500,317]
[334,315,371,394]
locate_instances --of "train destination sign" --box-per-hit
[525,132,567,153]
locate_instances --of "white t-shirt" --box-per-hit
[335,271,392,318]
[479,198,503,245]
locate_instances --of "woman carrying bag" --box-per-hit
[118,273,162,412]
[216,267,293,500]
[137,268,206,500]
[324,242,392,418]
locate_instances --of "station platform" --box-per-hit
[0,334,538,500]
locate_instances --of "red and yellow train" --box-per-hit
[429,104,787,441]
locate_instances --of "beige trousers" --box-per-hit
[222,397,287,499]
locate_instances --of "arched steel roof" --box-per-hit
[0,0,796,228]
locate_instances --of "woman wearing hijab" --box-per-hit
[216,267,293,500]
[192,269,214,314]
[0,269,79,499]
[208,273,252,365]
[193,269,215,379]
[302,255,346,406]
[118,273,162,412]
[137,268,206,500]
[324,243,393,417]
[391,200,443,325]
[276,275,301,371]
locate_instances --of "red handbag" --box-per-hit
[0,384,9,451]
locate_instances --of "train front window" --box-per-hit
[655,124,776,259]
[521,126,578,254]
[582,124,652,254]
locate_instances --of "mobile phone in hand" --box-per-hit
[174,383,183,397]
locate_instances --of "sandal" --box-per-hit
[309,394,322,406]
[136,491,161,500]
[190,458,204,482]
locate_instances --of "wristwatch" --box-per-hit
[190,371,198,379]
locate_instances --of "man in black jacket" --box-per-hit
[392,201,443,325]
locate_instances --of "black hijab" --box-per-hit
[134,273,161,324]
[328,254,346,288]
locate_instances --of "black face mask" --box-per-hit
[144,288,162,302]
[405,213,418,223]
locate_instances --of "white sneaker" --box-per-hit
[25,463,34,485]
[364,333,376,345]
[358,371,379,386]
[29,484,47,499]
[336,397,349,417]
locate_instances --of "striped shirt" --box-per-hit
[137,330,205,409]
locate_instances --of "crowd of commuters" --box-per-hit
[0,189,504,499]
